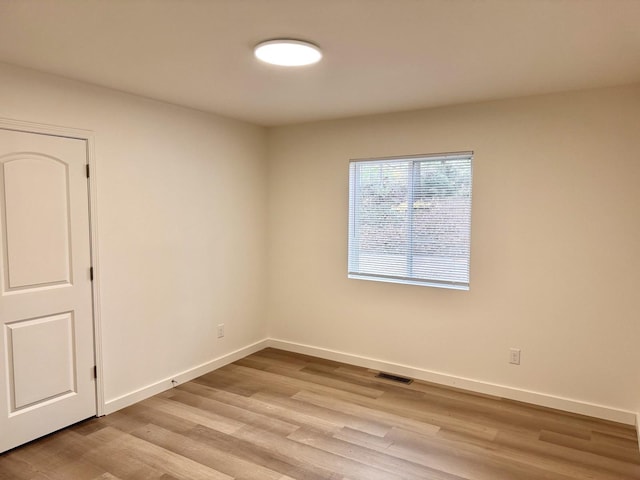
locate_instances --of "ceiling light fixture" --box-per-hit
[254,39,322,67]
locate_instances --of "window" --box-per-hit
[348,152,473,290]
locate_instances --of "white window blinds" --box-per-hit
[348,152,472,290]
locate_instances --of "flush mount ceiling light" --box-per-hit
[254,39,322,66]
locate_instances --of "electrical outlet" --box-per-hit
[509,348,521,365]
[217,323,225,338]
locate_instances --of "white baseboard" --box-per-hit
[103,339,269,415]
[268,339,637,426]
[102,336,637,428]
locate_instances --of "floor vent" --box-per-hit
[376,372,413,384]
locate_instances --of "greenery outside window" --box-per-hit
[348,152,473,290]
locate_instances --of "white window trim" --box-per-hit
[348,151,473,290]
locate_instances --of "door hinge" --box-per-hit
[93,366,97,379]
[90,267,94,281]
[86,164,90,178]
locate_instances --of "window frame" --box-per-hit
[348,151,473,290]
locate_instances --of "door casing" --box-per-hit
[0,117,104,416]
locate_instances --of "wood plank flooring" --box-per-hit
[1,348,639,479]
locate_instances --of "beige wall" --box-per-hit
[1,61,638,418]
[267,84,640,413]
[0,63,268,404]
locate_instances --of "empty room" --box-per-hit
[0,1,639,479]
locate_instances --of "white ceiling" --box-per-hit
[0,0,638,126]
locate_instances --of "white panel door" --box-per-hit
[0,128,96,453]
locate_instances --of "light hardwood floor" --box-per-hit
[1,348,639,479]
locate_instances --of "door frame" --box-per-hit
[0,117,105,416]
